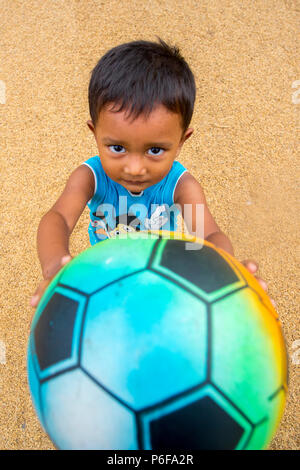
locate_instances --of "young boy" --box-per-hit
[30,38,271,309]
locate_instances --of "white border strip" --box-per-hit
[172,169,187,204]
[82,162,97,203]
[0,340,6,365]
[127,189,144,197]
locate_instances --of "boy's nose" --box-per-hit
[123,155,146,177]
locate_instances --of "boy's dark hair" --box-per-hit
[88,38,196,133]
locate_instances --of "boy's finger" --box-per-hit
[256,277,268,292]
[30,279,50,308]
[30,257,72,308]
[30,295,39,307]
[242,259,258,273]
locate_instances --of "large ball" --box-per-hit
[27,231,288,449]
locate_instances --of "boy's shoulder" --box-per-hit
[165,160,188,187]
[83,155,102,172]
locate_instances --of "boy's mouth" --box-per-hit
[123,179,146,185]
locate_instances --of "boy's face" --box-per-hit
[87,103,193,193]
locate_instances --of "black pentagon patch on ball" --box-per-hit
[160,240,239,293]
[34,292,79,371]
[149,396,244,450]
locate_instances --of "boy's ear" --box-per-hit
[87,119,95,134]
[182,127,194,143]
[176,127,194,157]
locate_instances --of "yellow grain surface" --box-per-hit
[0,0,299,450]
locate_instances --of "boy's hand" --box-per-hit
[30,255,72,310]
[242,259,276,307]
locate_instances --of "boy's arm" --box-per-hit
[37,164,95,278]
[174,172,234,255]
[31,165,94,309]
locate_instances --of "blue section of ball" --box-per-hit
[81,270,207,410]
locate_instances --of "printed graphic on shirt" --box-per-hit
[90,204,170,242]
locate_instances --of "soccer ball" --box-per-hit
[27,231,288,450]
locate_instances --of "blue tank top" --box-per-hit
[83,156,187,245]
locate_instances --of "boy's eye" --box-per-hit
[109,145,125,154]
[148,147,164,156]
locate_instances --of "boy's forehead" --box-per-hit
[96,103,183,139]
